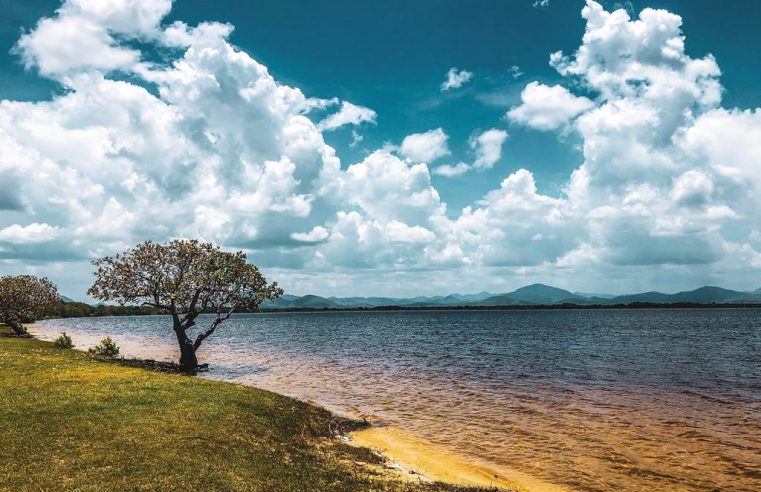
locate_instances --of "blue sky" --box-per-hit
[2,0,761,299]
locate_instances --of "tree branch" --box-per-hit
[193,304,236,350]
[141,301,170,310]
[193,319,220,350]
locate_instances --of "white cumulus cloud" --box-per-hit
[291,226,330,243]
[508,82,594,130]
[399,128,450,163]
[472,129,509,170]
[14,0,172,79]
[432,162,471,177]
[0,223,61,244]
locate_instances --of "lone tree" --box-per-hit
[0,275,61,335]
[88,239,283,372]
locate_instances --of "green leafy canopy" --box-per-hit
[88,239,283,314]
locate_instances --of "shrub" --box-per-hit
[53,332,73,349]
[89,336,120,358]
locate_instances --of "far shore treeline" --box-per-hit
[54,300,761,318]
[57,302,164,318]
[55,302,277,318]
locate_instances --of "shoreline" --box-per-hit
[3,327,500,492]
[349,427,567,492]
[258,303,761,313]
[26,322,548,491]
[51,302,761,321]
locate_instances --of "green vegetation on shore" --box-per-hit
[0,329,493,492]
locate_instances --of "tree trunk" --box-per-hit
[7,320,26,336]
[174,325,198,373]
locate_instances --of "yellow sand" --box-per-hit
[351,427,569,492]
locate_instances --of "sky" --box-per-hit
[1,0,761,299]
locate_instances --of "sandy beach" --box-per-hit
[350,426,567,491]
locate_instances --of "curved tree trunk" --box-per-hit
[6,320,26,336]
[174,326,198,373]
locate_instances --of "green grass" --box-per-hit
[0,329,494,491]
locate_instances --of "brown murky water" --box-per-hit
[34,309,761,491]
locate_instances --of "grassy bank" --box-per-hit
[0,330,493,491]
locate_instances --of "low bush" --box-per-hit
[89,336,120,358]
[52,332,73,349]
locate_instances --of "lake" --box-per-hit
[34,309,761,491]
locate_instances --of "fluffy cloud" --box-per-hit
[61,0,172,34]
[317,101,377,131]
[2,1,347,265]
[471,129,508,170]
[550,2,721,110]
[532,0,752,271]
[342,151,445,226]
[399,128,450,163]
[441,67,473,91]
[445,0,761,288]
[0,223,61,244]
[453,169,575,267]
[507,82,594,130]
[432,162,470,177]
[291,226,330,243]
[14,0,172,79]
[670,170,714,207]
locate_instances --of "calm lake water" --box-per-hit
[35,309,761,491]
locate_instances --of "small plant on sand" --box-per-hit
[89,336,120,358]
[53,332,73,349]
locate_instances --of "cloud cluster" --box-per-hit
[2,0,348,263]
[2,0,761,297]
[502,0,761,279]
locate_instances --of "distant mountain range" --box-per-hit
[260,284,761,310]
[61,284,761,310]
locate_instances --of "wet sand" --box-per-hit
[350,426,566,491]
